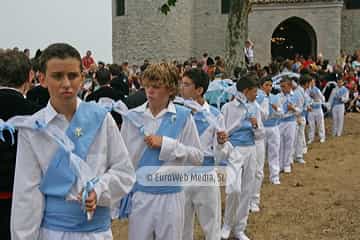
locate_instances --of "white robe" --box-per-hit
[120,101,203,240]
[183,102,227,240]
[11,99,136,240]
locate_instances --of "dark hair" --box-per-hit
[206,57,215,66]
[0,50,31,87]
[299,74,312,86]
[109,63,122,76]
[236,73,258,92]
[39,43,82,73]
[96,68,111,85]
[260,75,273,86]
[280,76,292,84]
[183,68,209,96]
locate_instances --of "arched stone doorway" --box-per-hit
[271,17,317,60]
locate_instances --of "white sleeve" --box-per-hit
[328,88,337,107]
[11,130,44,240]
[215,108,235,161]
[213,113,233,164]
[94,115,136,208]
[341,89,350,103]
[259,99,269,121]
[317,88,325,103]
[254,107,265,140]
[160,114,203,166]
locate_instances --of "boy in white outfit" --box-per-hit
[329,76,349,137]
[121,63,203,240]
[307,77,326,143]
[221,73,264,240]
[293,75,311,164]
[11,43,136,240]
[279,77,300,173]
[180,68,229,240]
[249,82,269,212]
[258,76,283,184]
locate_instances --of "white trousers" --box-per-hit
[332,104,345,136]
[265,126,281,182]
[279,121,297,170]
[251,139,265,206]
[183,170,221,240]
[39,228,112,240]
[308,109,325,142]
[223,145,256,237]
[294,117,306,159]
[129,191,185,240]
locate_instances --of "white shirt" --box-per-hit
[279,90,301,119]
[195,102,228,164]
[120,101,203,168]
[221,93,265,142]
[329,86,350,106]
[11,99,136,240]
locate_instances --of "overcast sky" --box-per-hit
[0,0,112,62]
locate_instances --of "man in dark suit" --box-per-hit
[125,63,148,109]
[126,86,147,109]
[109,63,129,100]
[26,84,50,109]
[85,68,124,127]
[0,50,40,240]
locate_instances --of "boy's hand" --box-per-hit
[144,135,163,148]
[217,131,228,144]
[287,103,295,112]
[249,117,258,129]
[307,106,312,112]
[271,104,279,111]
[78,190,97,212]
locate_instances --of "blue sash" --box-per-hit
[194,111,210,136]
[229,122,255,146]
[312,102,322,110]
[229,100,255,146]
[118,105,190,219]
[256,89,266,105]
[40,102,109,232]
[194,105,220,169]
[281,93,297,122]
[333,86,348,106]
[193,106,220,137]
[134,105,190,194]
[264,94,280,127]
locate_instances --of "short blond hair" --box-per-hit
[142,63,179,100]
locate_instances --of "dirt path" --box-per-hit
[113,113,360,240]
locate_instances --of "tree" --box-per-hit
[161,0,252,76]
[225,0,252,76]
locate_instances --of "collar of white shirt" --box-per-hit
[43,98,82,125]
[133,101,177,119]
[200,101,211,113]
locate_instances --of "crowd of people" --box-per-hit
[0,43,357,240]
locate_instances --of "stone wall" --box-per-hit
[112,0,346,66]
[112,0,194,64]
[192,1,227,58]
[248,1,343,66]
[341,9,360,55]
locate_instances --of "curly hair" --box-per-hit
[142,63,180,100]
[0,50,31,88]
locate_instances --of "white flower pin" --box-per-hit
[74,127,83,137]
